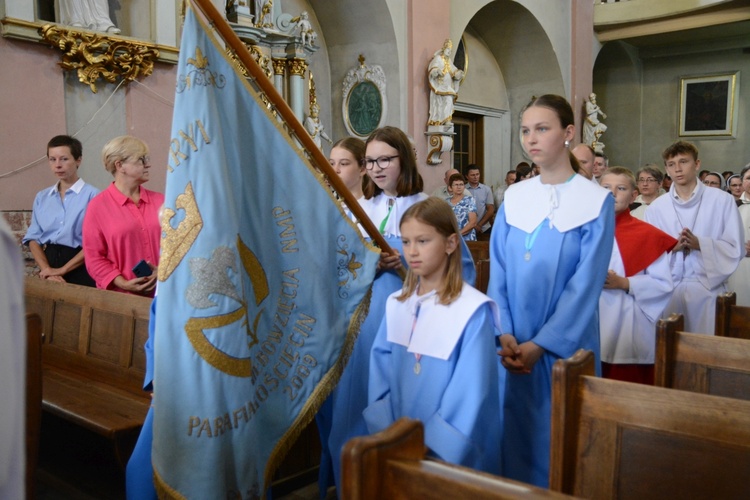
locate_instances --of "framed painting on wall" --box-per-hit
[679,72,739,137]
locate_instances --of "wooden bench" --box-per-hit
[26,313,42,500]
[342,417,575,499]
[655,313,750,401]
[466,240,490,262]
[715,291,750,339]
[24,277,152,468]
[550,349,750,499]
[466,240,490,294]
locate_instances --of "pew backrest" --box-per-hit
[343,418,575,499]
[25,277,151,395]
[715,291,750,339]
[24,277,152,466]
[655,313,750,400]
[550,349,750,499]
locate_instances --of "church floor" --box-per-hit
[33,413,331,500]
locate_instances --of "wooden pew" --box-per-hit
[26,313,42,500]
[715,291,750,339]
[24,277,152,468]
[342,418,574,499]
[655,313,750,400]
[550,349,750,499]
[466,240,490,262]
[466,240,490,294]
[24,277,322,493]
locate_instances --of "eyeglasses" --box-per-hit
[637,178,658,184]
[137,155,150,165]
[364,155,398,170]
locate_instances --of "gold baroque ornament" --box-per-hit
[39,24,159,93]
[272,58,286,76]
[249,45,273,79]
[288,58,307,77]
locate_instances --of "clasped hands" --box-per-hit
[674,228,700,253]
[498,334,544,374]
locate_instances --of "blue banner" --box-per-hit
[152,3,379,497]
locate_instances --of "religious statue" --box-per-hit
[254,0,274,28]
[583,93,607,148]
[427,39,463,127]
[305,104,332,150]
[59,0,121,33]
[294,11,316,47]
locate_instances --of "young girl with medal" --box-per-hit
[322,127,478,493]
[364,197,501,474]
[488,94,614,487]
[322,127,427,493]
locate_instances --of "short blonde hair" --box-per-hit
[101,136,149,175]
[601,166,637,190]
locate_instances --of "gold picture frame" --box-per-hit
[679,72,739,138]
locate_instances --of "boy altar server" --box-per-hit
[645,141,743,333]
[599,168,677,384]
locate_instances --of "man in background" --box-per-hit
[433,168,473,199]
[494,169,517,207]
[466,164,495,240]
[593,152,608,184]
[571,144,596,181]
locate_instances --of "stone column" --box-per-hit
[287,58,308,121]
[272,58,286,98]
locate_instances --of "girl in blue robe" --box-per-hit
[488,95,614,487]
[364,197,501,473]
[126,297,157,500]
[321,127,475,494]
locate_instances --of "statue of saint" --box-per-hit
[254,0,274,28]
[583,93,608,147]
[427,39,463,126]
[305,104,332,150]
[59,0,121,33]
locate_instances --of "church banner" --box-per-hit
[152,2,379,497]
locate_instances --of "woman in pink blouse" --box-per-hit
[83,136,163,296]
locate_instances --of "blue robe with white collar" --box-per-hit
[488,174,614,487]
[364,284,501,473]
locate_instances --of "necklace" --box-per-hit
[524,222,544,261]
[378,197,395,234]
[670,187,703,256]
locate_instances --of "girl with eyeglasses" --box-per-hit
[83,136,163,297]
[323,126,427,492]
[324,126,479,492]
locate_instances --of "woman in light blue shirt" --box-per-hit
[23,135,99,286]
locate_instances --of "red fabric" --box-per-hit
[602,362,654,386]
[615,210,677,277]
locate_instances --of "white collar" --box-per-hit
[670,181,702,205]
[47,178,85,196]
[362,193,427,237]
[386,283,498,360]
[504,174,610,233]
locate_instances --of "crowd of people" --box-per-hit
[14,93,750,497]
